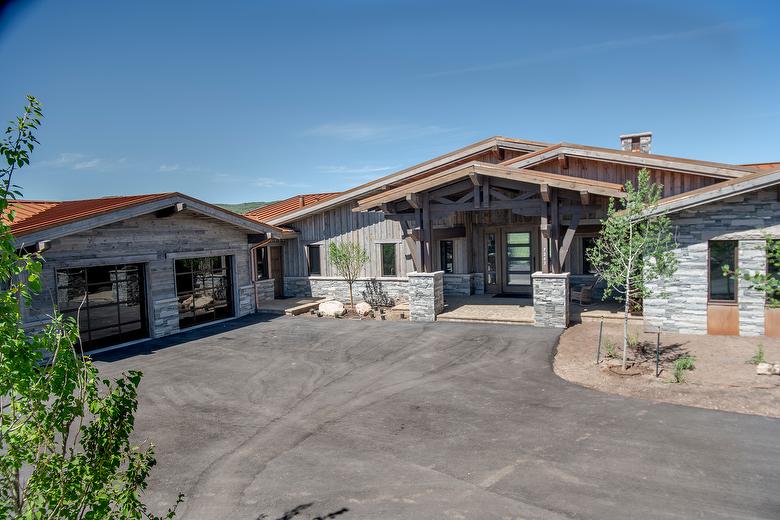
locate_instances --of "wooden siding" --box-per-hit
[532,156,719,198]
[283,202,414,277]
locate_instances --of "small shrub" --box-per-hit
[747,344,766,365]
[604,339,618,359]
[673,355,696,383]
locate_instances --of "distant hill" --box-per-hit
[215,201,274,214]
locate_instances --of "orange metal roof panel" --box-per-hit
[742,162,780,170]
[245,192,340,222]
[8,193,176,237]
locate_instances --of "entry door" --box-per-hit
[269,246,283,298]
[503,231,533,295]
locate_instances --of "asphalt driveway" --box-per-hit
[94,315,780,520]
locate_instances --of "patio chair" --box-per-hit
[571,280,597,305]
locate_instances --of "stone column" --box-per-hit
[738,240,766,336]
[471,272,485,295]
[532,272,570,328]
[408,271,444,322]
[254,278,276,302]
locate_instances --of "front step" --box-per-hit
[437,315,535,326]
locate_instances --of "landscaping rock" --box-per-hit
[318,300,346,317]
[756,362,780,376]
[355,301,372,316]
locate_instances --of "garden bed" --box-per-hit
[555,321,780,417]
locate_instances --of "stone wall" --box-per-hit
[644,189,780,335]
[532,272,570,328]
[284,276,409,306]
[443,274,471,296]
[238,284,256,317]
[152,297,179,338]
[254,278,275,302]
[408,271,444,322]
[471,272,485,295]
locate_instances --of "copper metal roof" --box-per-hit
[244,192,341,222]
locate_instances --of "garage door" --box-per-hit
[56,264,148,350]
[175,256,234,328]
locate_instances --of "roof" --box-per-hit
[8,192,294,242]
[265,136,549,225]
[641,167,780,218]
[741,162,780,170]
[244,192,340,222]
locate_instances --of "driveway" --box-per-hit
[94,315,780,520]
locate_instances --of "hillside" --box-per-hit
[214,201,274,214]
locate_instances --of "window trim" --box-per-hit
[707,240,738,304]
[254,247,269,280]
[307,244,321,275]
[380,242,397,277]
[439,239,454,274]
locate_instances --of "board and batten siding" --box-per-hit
[283,201,414,278]
[23,210,256,337]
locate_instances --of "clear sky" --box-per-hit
[1,0,778,203]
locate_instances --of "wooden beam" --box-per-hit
[558,208,581,267]
[469,172,482,186]
[456,191,474,204]
[473,184,480,209]
[428,180,473,200]
[155,202,186,218]
[489,188,511,201]
[558,154,568,171]
[399,218,421,272]
[432,225,466,240]
[422,192,433,272]
[380,202,396,214]
[540,184,550,202]
[550,189,561,273]
[482,176,491,209]
[579,191,590,205]
[406,193,422,209]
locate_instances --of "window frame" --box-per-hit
[380,242,397,277]
[307,244,321,275]
[707,240,738,304]
[439,240,454,274]
[255,247,269,280]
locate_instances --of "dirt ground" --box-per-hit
[555,321,780,417]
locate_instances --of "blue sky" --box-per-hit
[1,0,778,203]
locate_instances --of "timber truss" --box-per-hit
[354,161,626,274]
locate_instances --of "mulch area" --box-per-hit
[555,321,780,417]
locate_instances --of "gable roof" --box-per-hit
[641,167,780,218]
[500,143,759,179]
[265,136,549,225]
[8,192,295,244]
[245,192,340,223]
[741,162,780,170]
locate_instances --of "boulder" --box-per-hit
[318,300,346,317]
[756,362,780,376]
[355,301,372,316]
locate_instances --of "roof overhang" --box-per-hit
[355,161,625,211]
[502,143,757,179]
[267,136,549,225]
[12,193,297,247]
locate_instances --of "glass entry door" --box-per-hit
[503,231,533,295]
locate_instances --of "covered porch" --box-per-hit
[355,161,626,326]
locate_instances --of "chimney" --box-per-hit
[620,132,652,153]
[298,195,305,208]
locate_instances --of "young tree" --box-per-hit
[724,237,780,307]
[328,241,369,309]
[586,168,678,370]
[0,96,181,518]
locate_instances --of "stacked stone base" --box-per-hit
[532,272,570,328]
[408,271,444,322]
[284,276,409,306]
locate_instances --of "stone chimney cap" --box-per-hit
[619,131,653,139]
[620,132,652,153]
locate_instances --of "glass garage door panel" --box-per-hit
[506,232,532,287]
[175,256,234,328]
[56,264,148,350]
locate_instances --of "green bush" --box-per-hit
[747,344,766,365]
[673,355,696,383]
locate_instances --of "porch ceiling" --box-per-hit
[354,161,625,212]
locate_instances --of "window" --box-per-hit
[582,237,598,275]
[709,241,737,302]
[307,245,321,275]
[440,240,454,274]
[381,243,396,276]
[56,264,147,350]
[255,247,268,280]
[486,233,497,285]
[175,256,233,328]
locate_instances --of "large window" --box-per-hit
[486,233,497,286]
[440,240,454,274]
[307,245,321,275]
[255,247,268,280]
[175,256,233,328]
[381,243,396,277]
[56,264,147,350]
[709,241,737,302]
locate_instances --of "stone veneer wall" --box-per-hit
[284,276,409,306]
[408,271,444,322]
[443,272,486,296]
[254,278,275,302]
[644,189,780,335]
[238,284,256,317]
[532,272,570,328]
[152,297,179,338]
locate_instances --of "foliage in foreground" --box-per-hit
[672,355,696,384]
[586,169,678,370]
[747,345,766,366]
[0,96,181,518]
[328,241,369,309]
[724,238,780,308]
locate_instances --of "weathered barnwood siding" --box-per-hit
[283,201,414,277]
[24,210,255,337]
[532,157,719,197]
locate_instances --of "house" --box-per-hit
[245,134,780,336]
[11,193,293,352]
